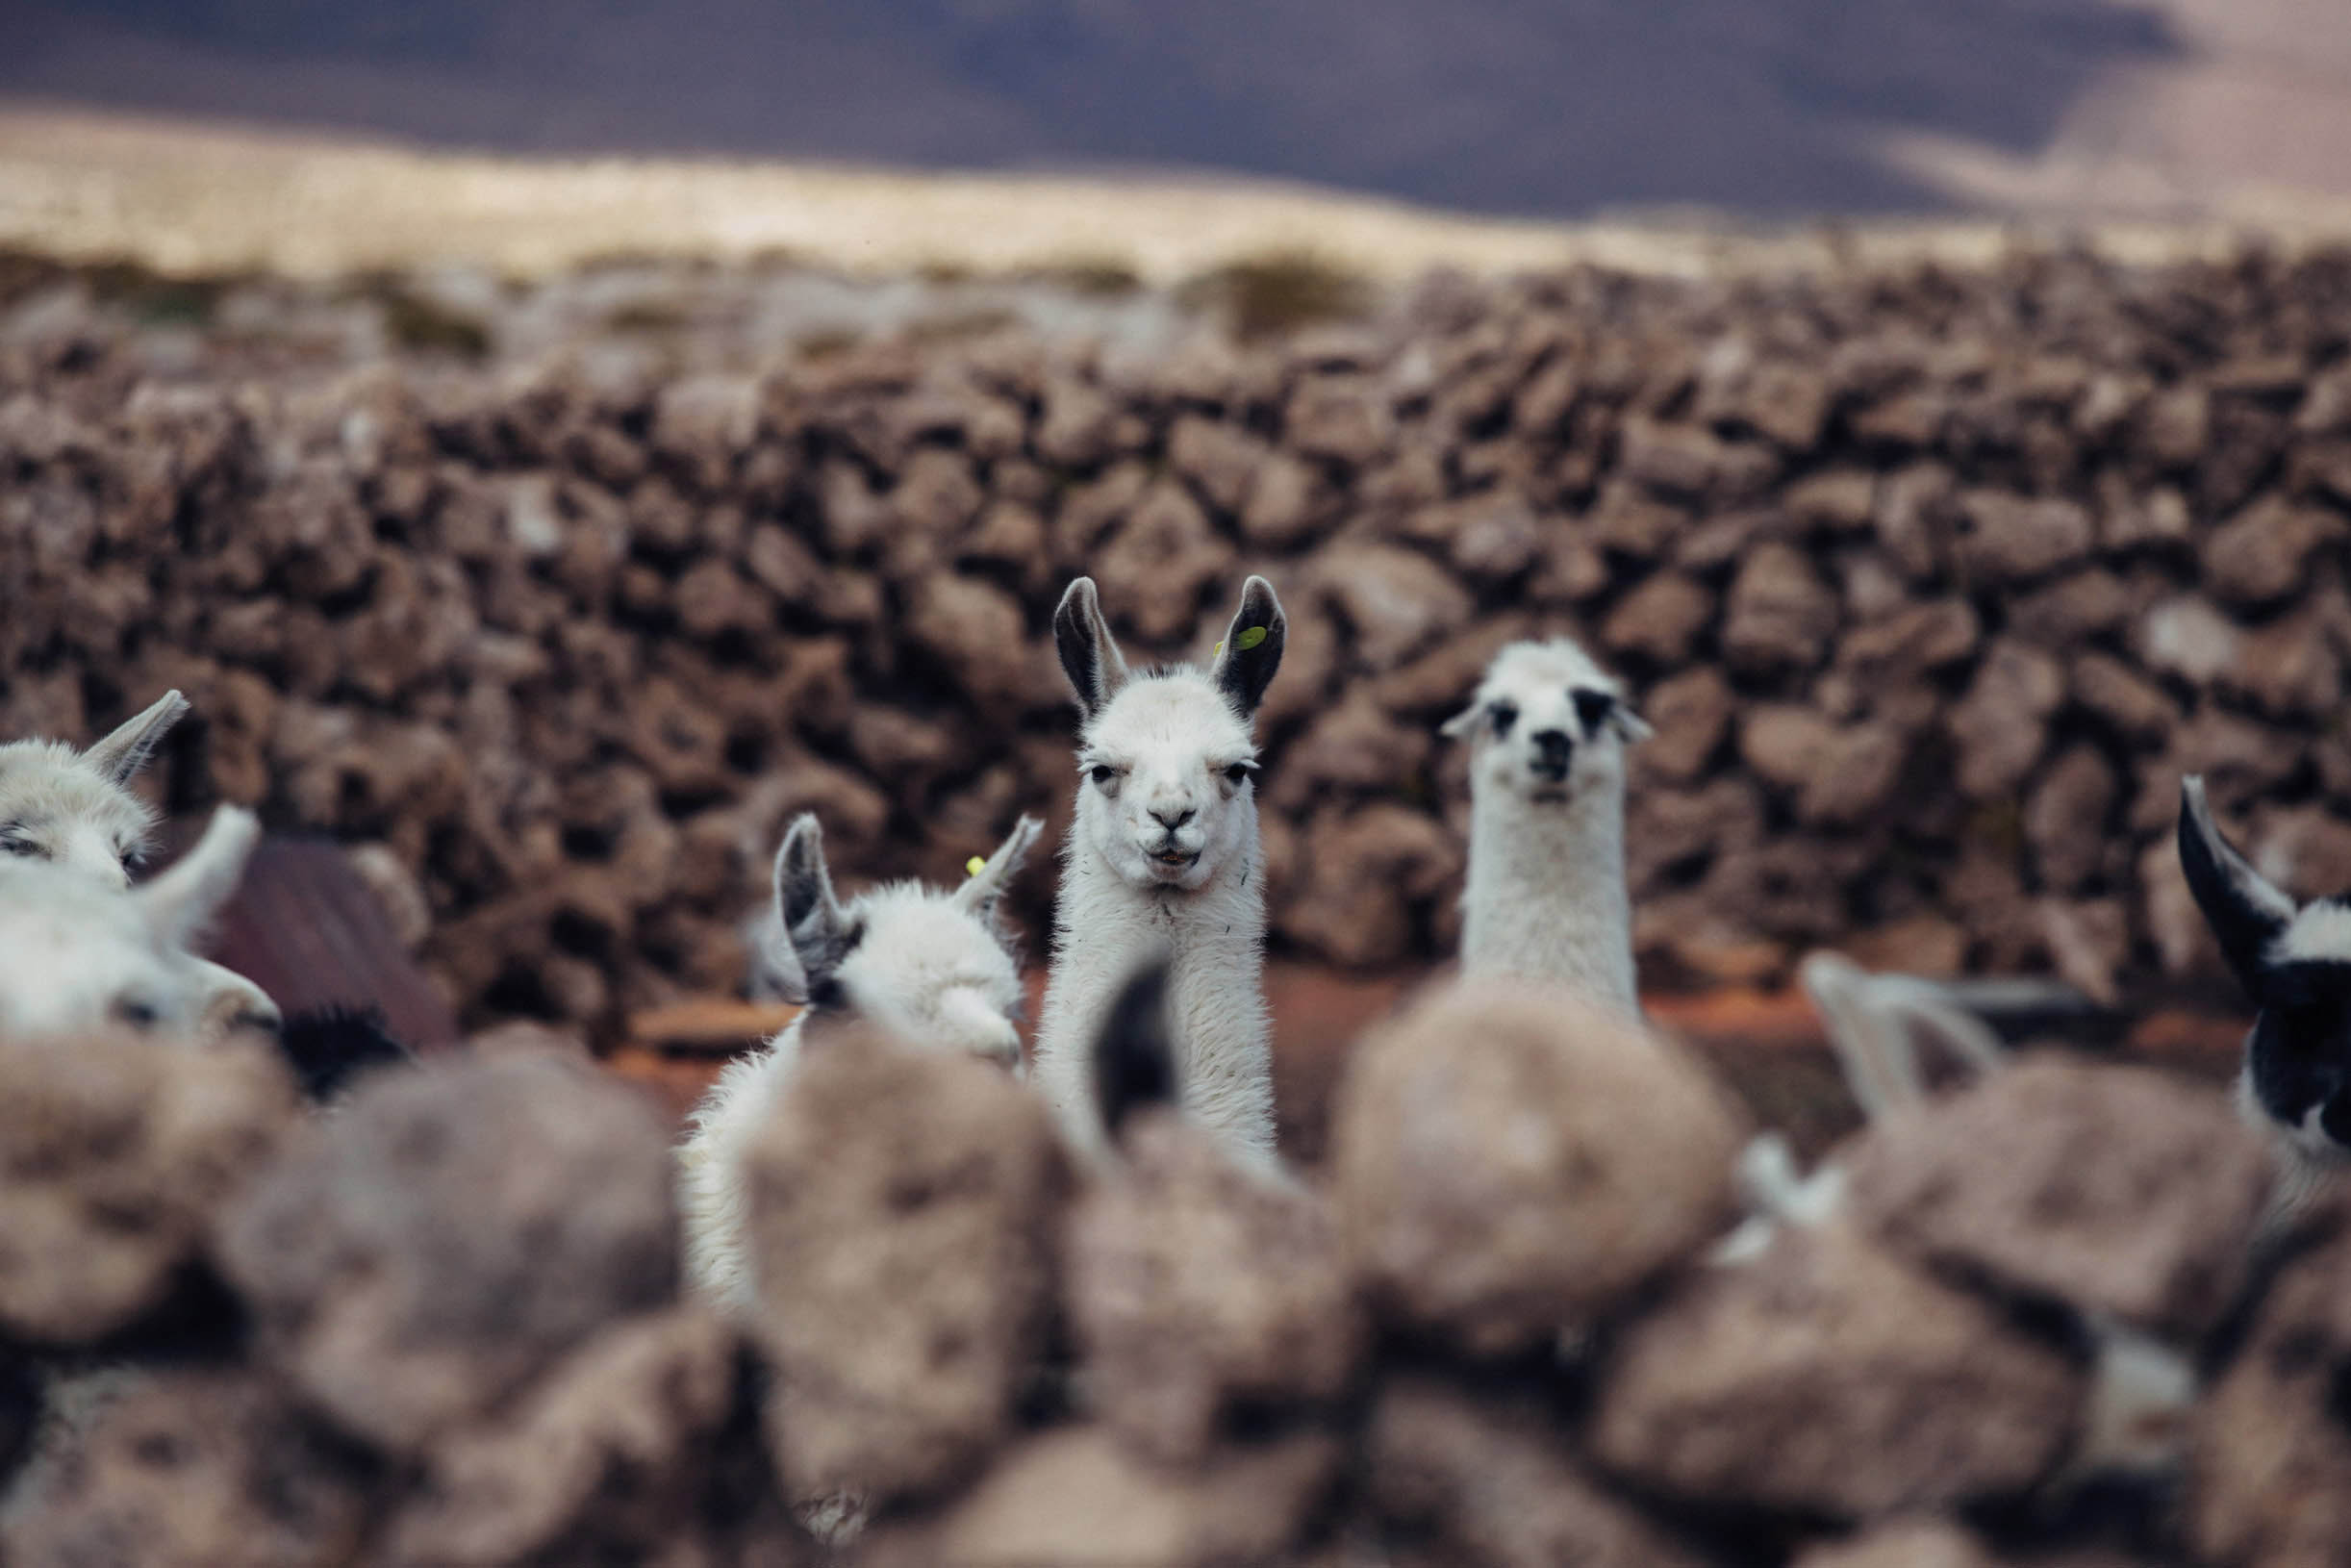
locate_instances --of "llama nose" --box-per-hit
[1530,728,1574,779]
[1150,801,1196,831]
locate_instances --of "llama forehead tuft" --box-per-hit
[1474,638,1624,708]
[0,741,161,845]
[2275,899,2351,967]
[1081,667,1257,755]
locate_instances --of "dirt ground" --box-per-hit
[609,961,2252,1168]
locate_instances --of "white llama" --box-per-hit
[677,811,1044,1315]
[2176,773,2351,1229]
[1031,574,1286,1166]
[0,691,279,1042]
[0,804,263,1041]
[1443,637,1650,1020]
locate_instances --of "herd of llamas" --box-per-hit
[0,564,2346,1543]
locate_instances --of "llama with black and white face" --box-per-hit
[1443,637,1650,1020]
[2178,774,2351,1222]
[677,810,1043,1314]
[1032,575,1285,1165]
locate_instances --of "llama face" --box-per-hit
[1444,638,1649,805]
[0,691,189,888]
[0,804,261,1042]
[769,812,1042,1074]
[1053,575,1285,894]
[2179,775,2351,1160]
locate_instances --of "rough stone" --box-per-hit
[1592,1223,2081,1518]
[1277,805,1460,968]
[1603,572,1715,664]
[0,1033,293,1344]
[1315,544,1477,670]
[217,1051,677,1452]
[1331,982,1748,1355]
[2025,746,2119,893]
[746,1026,1070,1508]
[1843,1056,2273,1339]
[1369,1378,1706,1568]
[1638,668,1734,784]
[1066,1115,1366,1467]
[1946,641,2064,799]
[1723,543,1838,672]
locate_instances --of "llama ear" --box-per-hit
[1094,955,1180,1144]
[1439,704,1481,741]
[2178,774,2295,997]
[1210,575,1286,717]
[952,815,1044,932]
[86,690,190,786]
[771,814,852,993]
[1610,702,1653,745]
[136,804,259,953]
[1054,578,1130,721]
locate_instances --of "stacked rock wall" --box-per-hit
[5,247,2351,1037]
[0,986,2319,1566]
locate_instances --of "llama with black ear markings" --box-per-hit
[1443,637,1650,1021]
[1032,574,1285,1166]
[2177,773,2351,1227]
[676,810,1044,1314]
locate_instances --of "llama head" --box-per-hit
[0,803,260,1041]
[767,810,1043,1074]
[0,690,190,889]
[1052,574,1284,894]
[1443,637,1648,808]
[2179,774,2351,1160]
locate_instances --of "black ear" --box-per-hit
[2178,775,2295,998]
[771,814,855,999]
[1054,578,1130,721]
[1210,575,1286,718]
[1095,957,1180,1144]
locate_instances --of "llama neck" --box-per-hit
[1035,817,1276,1162]
[1459,781,1638,1020]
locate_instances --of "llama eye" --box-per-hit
[113,998,160,1031]
[1224,763,1250,785]
[1,839,38,858]
[1488,702,1518,738]
[1089,765,1118,787]
[1573,689,1616,735]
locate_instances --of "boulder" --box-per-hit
[1842,1056,2273,1340]
[744,1026,1071,1508]
[1331,982,1747,1355]
[217,1051,677,1451]
[1592,1223,2081,1518]
[1066,1114,1366,1467]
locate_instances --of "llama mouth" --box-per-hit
[1528,786,1572,804]
[1148,847,1200,873]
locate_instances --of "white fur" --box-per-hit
[2273,901,2351,966]
[677,815,1042,1317]
[0,806,262,1041]
[0,692,280,1042]
[1032,578,1282,1167]
[1446,638,1648,1020]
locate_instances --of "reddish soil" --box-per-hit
[605,962,2252,1164]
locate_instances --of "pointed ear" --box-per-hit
[86,690,190,786]
[771,814,852,990]
[2178,774,2295,995]
[1439,704,1481,741]
[952,815,1045,933]
[136,804,259,953]
[1210,575,1286,717]
[1054,578,1130,721]
[1611,703,1653,745]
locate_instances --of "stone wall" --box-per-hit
[5,247,2351,1037]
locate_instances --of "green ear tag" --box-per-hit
[1236,625,1269,650]
[965,855,987,877]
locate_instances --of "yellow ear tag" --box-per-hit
[1213,640,1224,655]
[1236,625,1269,650]
[966,855,987,877]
